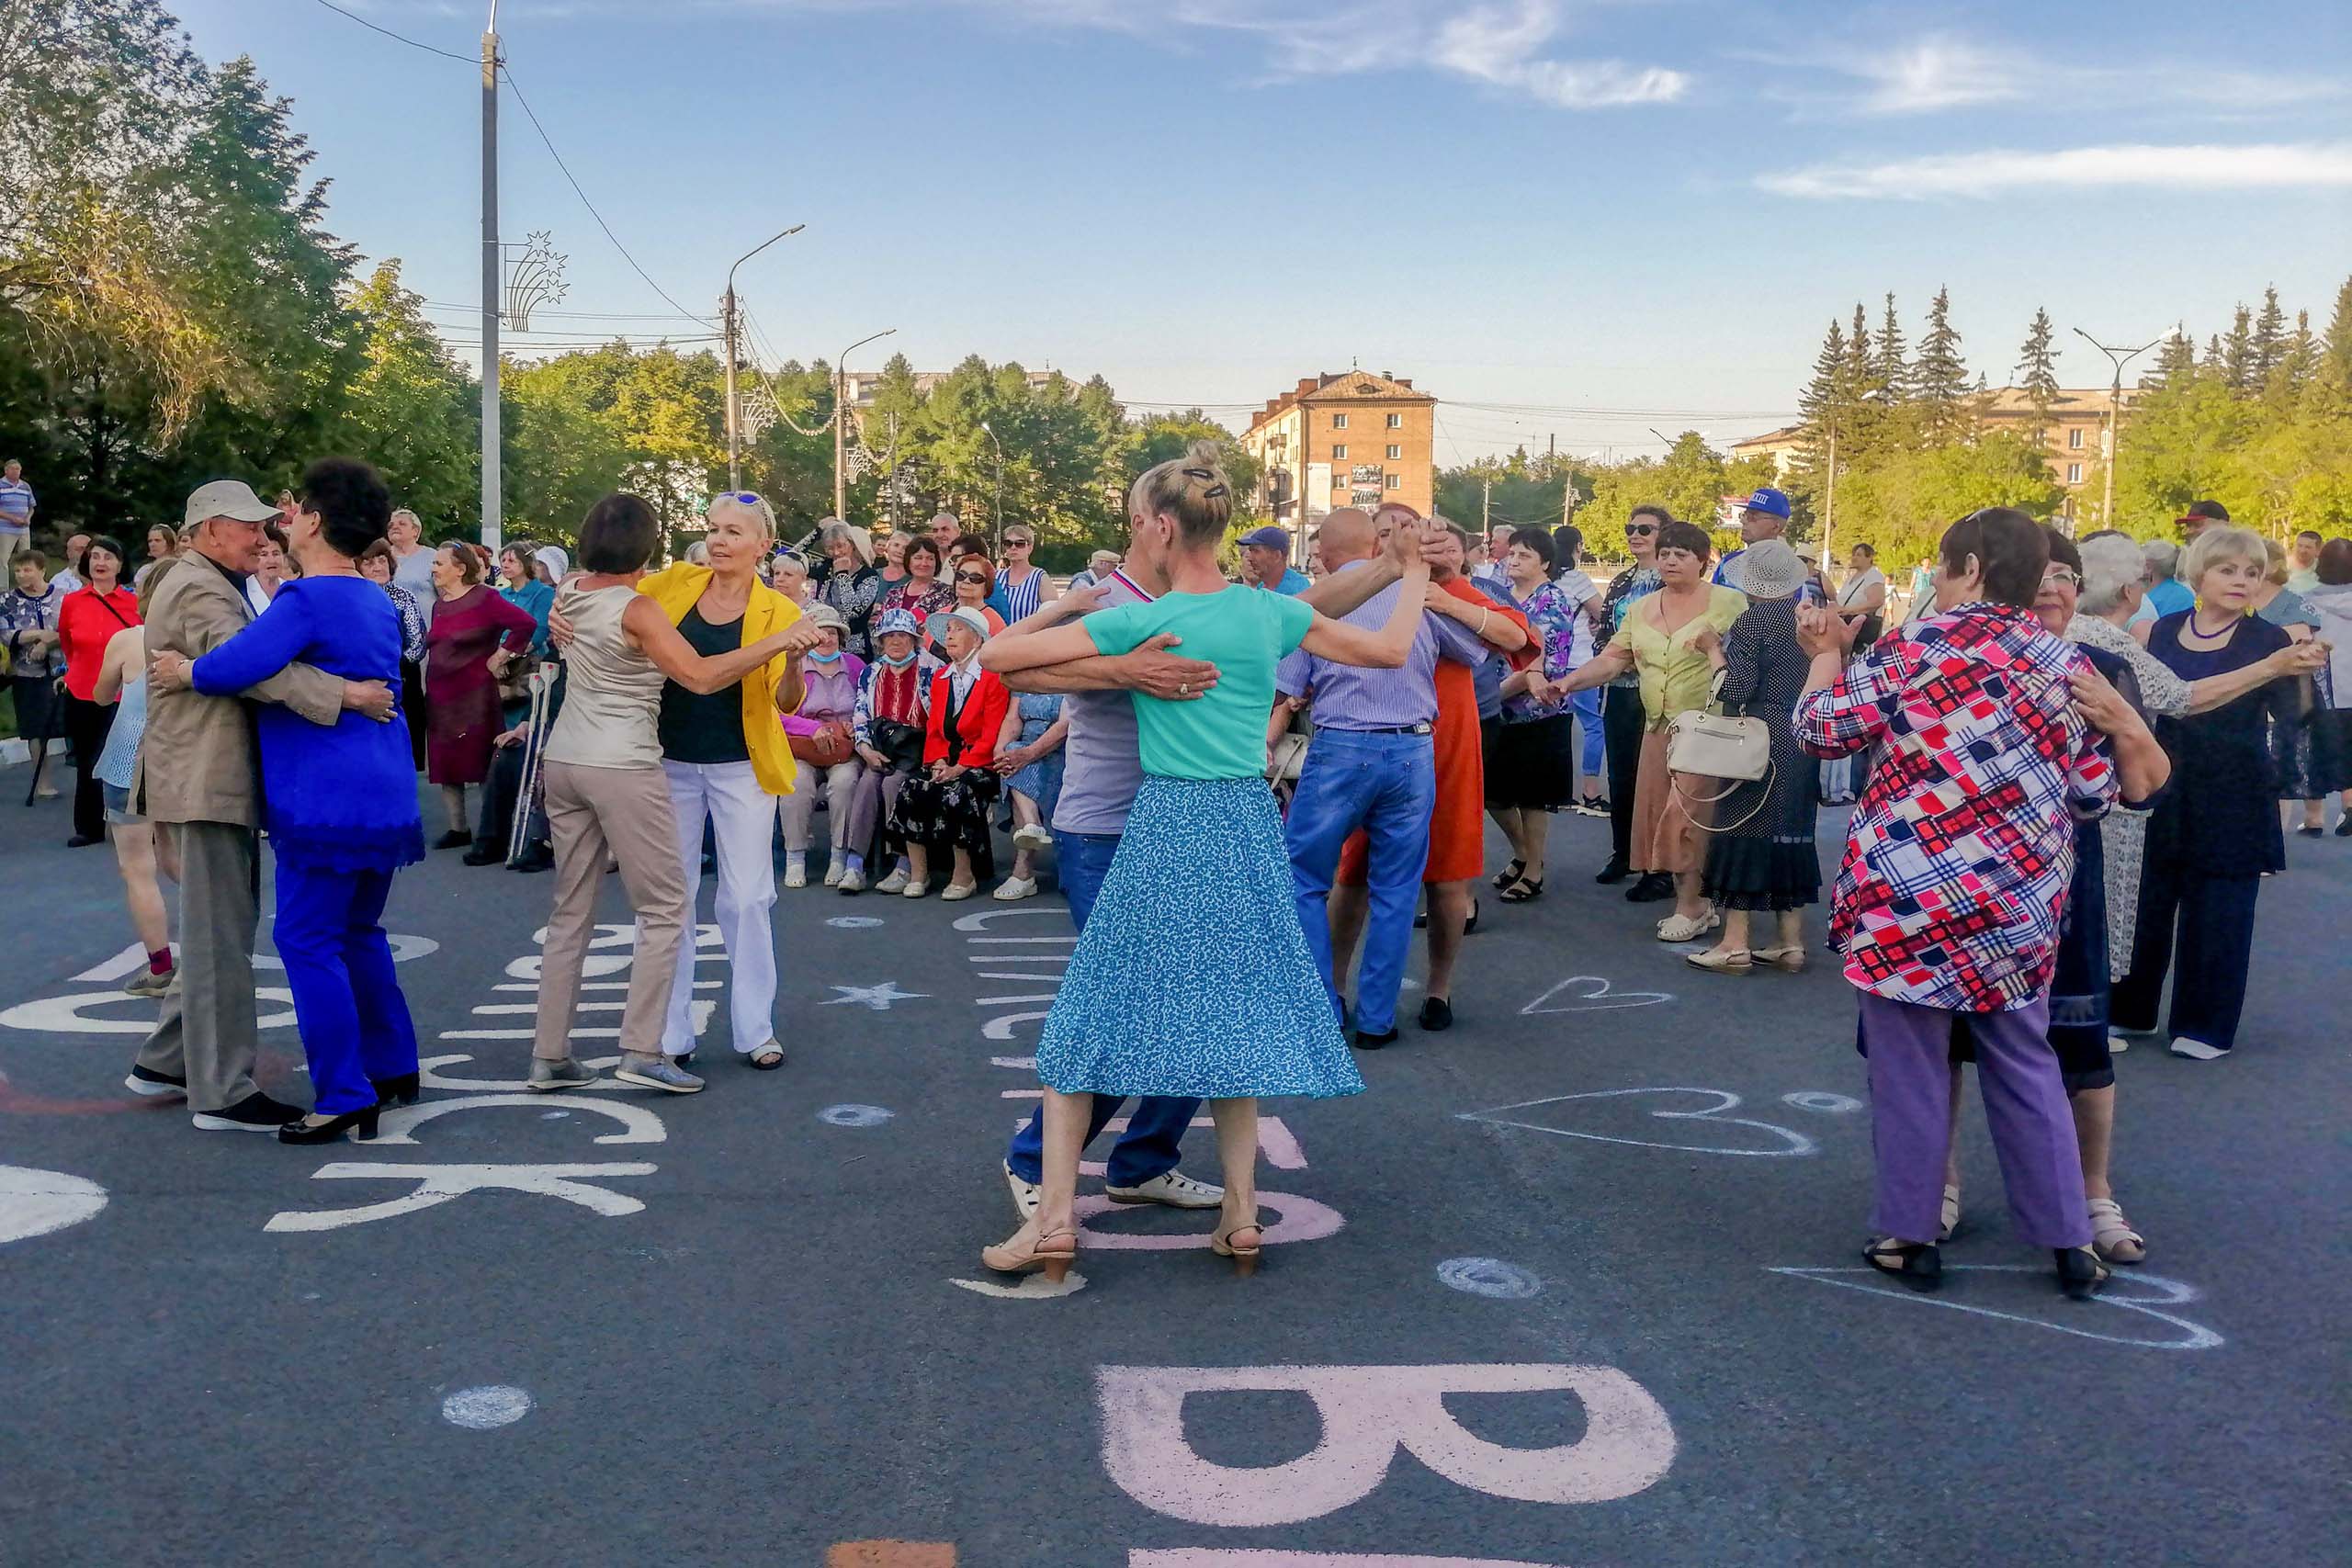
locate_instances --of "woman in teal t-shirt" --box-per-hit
[975,446,1431,1284]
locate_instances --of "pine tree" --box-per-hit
[1913,287,1972,442]
[2318,275,2352,394]
[2015,307,2062,443]
[1796,318,1849,479]
[1872,293,1910,406]
[2143,330,2197,389]
[1844,301,1881,452]
[2266,310,2317,410]
[2202,333,2225,375]
[2249,286,2288,387]
[2221,304,2256,394]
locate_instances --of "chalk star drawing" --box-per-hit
[1767,1265,2224,1351]
[820,980,930,1010]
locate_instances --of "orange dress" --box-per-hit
[1335,577,1534,887]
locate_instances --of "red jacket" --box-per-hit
[923,662,1011,770]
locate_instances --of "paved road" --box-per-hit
[1,785,2343,1567]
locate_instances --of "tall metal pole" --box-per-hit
[722,224,805,491]
[831,328,896,519]
[479,11,502,548]
[2073,328,2160,530]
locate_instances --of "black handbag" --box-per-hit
[867,716,925,773]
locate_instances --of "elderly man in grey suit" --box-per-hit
[125,479,396,1131]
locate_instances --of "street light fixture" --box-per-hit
[978,420,1006,548]
[833,328,898,519]
[2072,327,2161,532]
[721,222,806,490]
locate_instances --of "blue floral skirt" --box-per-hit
[1035,775,1364,1100]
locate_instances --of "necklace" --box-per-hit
[2183,608,2237,643]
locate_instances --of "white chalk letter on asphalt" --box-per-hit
[1096,1364,1676,1527]
[263,1163,658,1233]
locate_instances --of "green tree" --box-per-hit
[2220,304,2256,395]
[2016,307,2062,445]
[322,260,478,535]
[2250,286,2288,388]
[1912,286,1972,442]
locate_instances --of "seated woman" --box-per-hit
[838,608,930,896]
[892,607,1010,900]
[149,457,425,1144]
[778,604,866,889]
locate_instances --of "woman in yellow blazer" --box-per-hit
[635,491,811,1071]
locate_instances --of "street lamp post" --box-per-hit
[2072,328,2161,531]
[480,2,501,548]
[978,421,1006,548]
[720,223,805,491]
[831,328,897,519]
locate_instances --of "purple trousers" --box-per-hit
[1858,988,2090,1249]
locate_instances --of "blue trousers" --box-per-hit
[1285,728,1437,1035]
[274,863,420,1115]
[1004,827,1198,1187]
[1570,689,1605,777]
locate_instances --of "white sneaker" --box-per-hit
[2169,1036,2229,1061]
[836,866,866,895]
[1105,1169,1225,1209]
[993,875,1037,901]
[2107,1033,2131,1055]
[940,881,978,902]
[822,862,844,887]
[1003,1160,1041,1221]
[1012,823,1054,852]
[875,867,909,894]
[901,878,927,899]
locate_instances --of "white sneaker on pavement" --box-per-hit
[823,863,844,887]
[836,866,866,894]
[875,867,909,894]
[1105,1169,1226,1209]
[1003,1160,1041,1221]
[1012,823,1054,852]
[901,878,927,899]
[993,875,1037,901]
[2168,1036,2229,1061]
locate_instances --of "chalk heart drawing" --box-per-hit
[1520,976,1672,1015]
[949,1270,1089,1301]
[1459,1087,1816,1157]
[0,1166,107,1247]
[1097,1364,1676,1528]
[441,1385,534,1429]
[1769,1265,2225,1351]
[1130,1554,1565,1567]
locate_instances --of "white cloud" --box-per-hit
[1845,36,2020,115]
[536,0,1689,109]
[1758,141,2352,199]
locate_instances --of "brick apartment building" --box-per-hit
[1238,371,1437,551]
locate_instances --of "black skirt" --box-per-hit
[1700,833,1821,912]
[9,673,62,741]
[1483,712,1577,811]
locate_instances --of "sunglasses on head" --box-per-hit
[715,492,760,507]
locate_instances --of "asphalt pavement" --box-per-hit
[1,783,2345,1567]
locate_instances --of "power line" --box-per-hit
[424,301,707,323]
[305,0,474,63]
[496,63,718,330]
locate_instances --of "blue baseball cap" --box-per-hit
[1743,487,1792,520]
[1238,525,1291,551]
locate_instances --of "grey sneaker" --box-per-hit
[526,1057,598,1092]
[616,1055,705,1094]
[122,966,175,998]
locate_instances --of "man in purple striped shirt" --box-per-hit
[1276,508,1488,1047]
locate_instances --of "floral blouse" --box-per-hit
[1496,579,1579,723]
[383,582,427,666]
[1796,603,2119,1013]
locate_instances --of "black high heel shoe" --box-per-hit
[277,1106,380,1145]
[372,1072,421,1109]
[1862,1237,1942,1292]
[2054,1247,2109,1301]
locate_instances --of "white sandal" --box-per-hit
[1655,909,1720,943]
[2087,1197,2145,1264]
[1939,1183,1962,1243]
[1685,947,1751,974]
[1751,944,1807,973]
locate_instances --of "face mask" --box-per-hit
[807,647,842,664]
[880,648,919,670]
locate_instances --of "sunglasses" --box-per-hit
[714,491,761,507]
[1626,525,1657,536]
[1004,536,1033,547]
[956,572,989,585]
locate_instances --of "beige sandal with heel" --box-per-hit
[982,1224,1079,1283]
[1210,1219,1263,1277]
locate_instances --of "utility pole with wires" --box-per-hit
[831,329,897,519]
[2072,328,2161,532]
[479,4,501,547]
[720,224,804,491]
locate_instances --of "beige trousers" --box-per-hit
[533,761,689,1061]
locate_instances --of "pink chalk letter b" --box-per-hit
[1095,1364,1676,1527]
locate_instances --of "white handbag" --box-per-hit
[1665,671,1775,833]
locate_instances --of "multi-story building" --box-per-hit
[1238,371,1437,549]
[1729,387,2144,516]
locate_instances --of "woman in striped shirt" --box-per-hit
[993,527,1058,622]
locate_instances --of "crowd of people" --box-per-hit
[4,446,2341,1298]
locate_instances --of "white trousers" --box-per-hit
[779,757,864,852]
[650,759,777,1055]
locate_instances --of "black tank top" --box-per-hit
[657,605,750,764]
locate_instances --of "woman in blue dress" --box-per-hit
[975,445,1432,1282]
[150,457,425,1145]
[989,689,1066,900]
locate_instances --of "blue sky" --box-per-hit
[176,1,2350,457]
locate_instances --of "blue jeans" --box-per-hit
[1285,728,1437,1035]
[1004,827,1199,1187]
[274,863,420,1115]
[1570,689,1605,778]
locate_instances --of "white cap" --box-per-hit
[182,479,278,531]
[943,606,992,640]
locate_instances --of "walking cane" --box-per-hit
[506,662,556,866]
